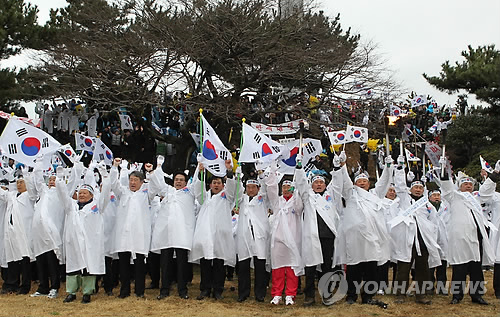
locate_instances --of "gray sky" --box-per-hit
[8,0,500,113]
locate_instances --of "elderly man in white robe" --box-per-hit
[294,153,341,306]
[146,156,197,300]
[29,162,65,299]
[191,159,237,301]
[390,161,442,305]
[233,174,271,303]
[0,172,36,295]
[109,158,155,299]
[332,152,392,308]
[440,167,499,305]
[56,166,108,304]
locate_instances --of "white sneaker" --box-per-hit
[30,291,46,297]
[47,289,58,299]
[270,296,282,305]
[377,290,385,295]
[285,295,295,305]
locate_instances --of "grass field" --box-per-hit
[0,268,498,317]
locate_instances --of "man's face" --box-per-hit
[210,178,224,195]
[245,184,259,197]
[282,184,292,198]
[173,174,187,190]
[78,189,93,203]
[355,178,370,191]
[410,185,424,197]
[429,192,441,203]
[385,187,396,200]
[312,179,326,193]
[460,182,474,193]
[48,176,56,188]
[128,175,144,192]
[16,179,27,193]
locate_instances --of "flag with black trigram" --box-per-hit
[0,117,61,168]
[92,138,113,165]
[75,133,96,152]
[239,122,283,163]
[304,161,318,173]
[278,138,322,175]
[199,114,232,177]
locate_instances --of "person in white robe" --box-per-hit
[440,169,498,305]
[147,157,197,300]
[109,158,154,299]
[29,163,65,299]
[265,164,303,306]
[57,168,108,303]
[332,152,392,307]
[190,159,237,301]
[390,162,442,305]
[0,172,37,295]
[295,154,341,306]
[233,173,271,303]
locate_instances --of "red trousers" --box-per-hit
[271,266,298,297]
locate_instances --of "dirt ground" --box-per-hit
[0,268,498,317]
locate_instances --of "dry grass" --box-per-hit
[0,268,498,317]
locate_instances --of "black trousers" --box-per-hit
[199,258,225,296]
[346,261,378,302]
[237,256,267,300]
[147,252,160,288]
[103,256,119,293]
[430,260,447,293]
[376,261,397,289]
[451,223,484,301]
[304,237,336,299]
[35,251,60,294]
[494,263,500,298]
[395,228,431,298]
[160,248,188,297]
[118,252,146,296]
[3,257,31,293]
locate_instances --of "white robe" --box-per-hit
[190,176,237,267]
[441,178,496,266]
[389,168,442,268]
[102,191,118,258]
[381,196,400,263]
[147,168,196,252]
[57,178,106,274]
[0,199,7,267]
[265,169,304,275]
[295,168,341,268]
[477,184,500,263]
[333,164,391,266]
[234,179,271,262]
[109,166,153,257]
[0,185,37,263]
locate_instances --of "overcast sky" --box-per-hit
[8,0,500,114]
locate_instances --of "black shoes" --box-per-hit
[303,297,315,306]
[63,294,77,303]
[157,294,169,300]
[255,296,265,302]
[237,296,247,303]
[180,294,189,299]
[81,294,91,304]
[471,297,489,305]
[118,293,130,299]
[213,293,223,300]
[346,297,356,304]
[196,291,210,300]
[450,298,461,304]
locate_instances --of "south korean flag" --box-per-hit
[0,118,61,167]
[328,130,347,145]
[200,114,232,177]
[239,122,283,163]
[346,126,368,143]
[75,132,96,152]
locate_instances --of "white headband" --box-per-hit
[354,173,369,183]
[311,175,326,183]
[246,179,260,186]
[78,184,95,195]
[282,180,294,186]
[410,180,424,188]
[458,177,474,186]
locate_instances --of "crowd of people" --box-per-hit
[0,137,499,309]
